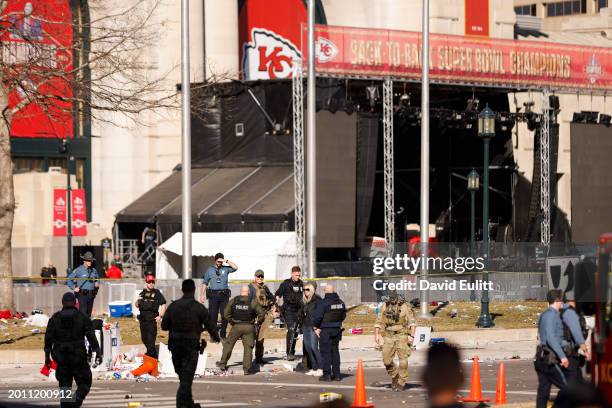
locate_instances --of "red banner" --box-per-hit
[2,0,74,138]
[53,189,87,236]
[465,0,489,37]
[71,189,87,236]
[239,0,306,80]
[53,189,67,237]
[306,25,612,92]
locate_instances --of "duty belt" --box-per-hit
[385,326,405,333]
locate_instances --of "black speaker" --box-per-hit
[549,95,560,110]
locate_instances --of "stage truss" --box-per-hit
[540,91,551,246]
[292,61,306,266]
[383,79,395,254]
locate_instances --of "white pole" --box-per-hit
[306,0,317,278]
[419,0,431,318]
[181,0,192,279]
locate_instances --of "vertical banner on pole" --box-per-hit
[53,189,67,237]
[72,189,87,236]
[465,0,489,37]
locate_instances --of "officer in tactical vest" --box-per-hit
[44,292,101,408]
[313,285,347,381]
[161,279,219,408]
[374,292,416,391]
[217,286,266,374]
[247,269,277,365]
[561,298,590,383]
[135,274,166,359]
[67,252,99,317]
[275,266,304,361]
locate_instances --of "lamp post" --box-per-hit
[467,169,479,302]
[476,104,495,328]
[59,135,73,274]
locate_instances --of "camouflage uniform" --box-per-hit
[248,281,275,363]
[375,299,415,391]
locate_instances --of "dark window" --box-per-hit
[547,0,588,16]
[600,0,609,10]
[515,4,537,15]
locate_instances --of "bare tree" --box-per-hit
[0,0,179,310]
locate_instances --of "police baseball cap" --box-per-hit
[145,274,155,283]
[255,270,264,278]
[62,292,76,306]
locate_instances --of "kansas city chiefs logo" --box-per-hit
[316,37,338,63]
[242,28,301,80]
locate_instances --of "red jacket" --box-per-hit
[106,265,122,279]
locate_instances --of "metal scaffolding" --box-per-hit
[383,78,395,254]
[540,90,551,246]
[292,61,306,267]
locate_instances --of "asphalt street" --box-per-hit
[0,360,540,407]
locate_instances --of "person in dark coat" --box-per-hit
[162,279,219,408]
[313,285,346,381]
[300,282,323,376]
[44,292,100,408]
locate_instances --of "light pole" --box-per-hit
[476,105,495,328]
[467,169,479,302]
[59,136,73,274]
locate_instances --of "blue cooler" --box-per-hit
[108,301,132,317]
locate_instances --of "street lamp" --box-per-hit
[467,169,479,245]
[467,169,479,302]
[476,104,495,328]
[59,135,73,274]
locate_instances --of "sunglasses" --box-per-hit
[255,275,264,278]
[304,289,311,292]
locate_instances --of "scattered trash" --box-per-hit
[348,327,364,334]
[124,394,132,399]
[514,304,528,311]
[320,392,343,402]
[354,309,368,315]
[448,308,458,318]
[25,313,49,328]
[282,364,294,372]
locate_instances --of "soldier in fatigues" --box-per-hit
[44,292,101,408]
[374,293,416,392]
[247,270,277,365]
[161,279,219,408]
[217,286,266,374]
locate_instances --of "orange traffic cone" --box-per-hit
[460,356,490,403]
[131,355,156,377]
[351,359,374,408]
[494,363,507,405]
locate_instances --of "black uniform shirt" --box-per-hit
[137,288,166,321]
[161,294,213,341]
[274,279,304,310]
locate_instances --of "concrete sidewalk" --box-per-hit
[0,328,536,383]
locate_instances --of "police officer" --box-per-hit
[535,289,570,408]
[217,286,266,374]
[44,292,100,408]
[135,274,166,359]
[67,251,99,317]
[162,279,219,408]
[199,253,238,339]
[313,285,346,382]
[561,298,590,383]
[374,293,416,392]
[248,269,277,365]
[275,265,304,360]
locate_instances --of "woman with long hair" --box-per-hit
[301,283,323,376]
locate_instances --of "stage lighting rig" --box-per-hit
[366,85,379,111]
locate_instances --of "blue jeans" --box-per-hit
[302,325,322,370]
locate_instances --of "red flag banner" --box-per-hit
[465,0,489,37]
[53,189,67,237]
[71,189,87,236]
[305,25,612,92]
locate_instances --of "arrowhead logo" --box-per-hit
[56,197,65,206]
[316,37,338,63]
[242,28,301,80]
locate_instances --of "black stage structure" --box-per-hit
[114,77,604,265]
